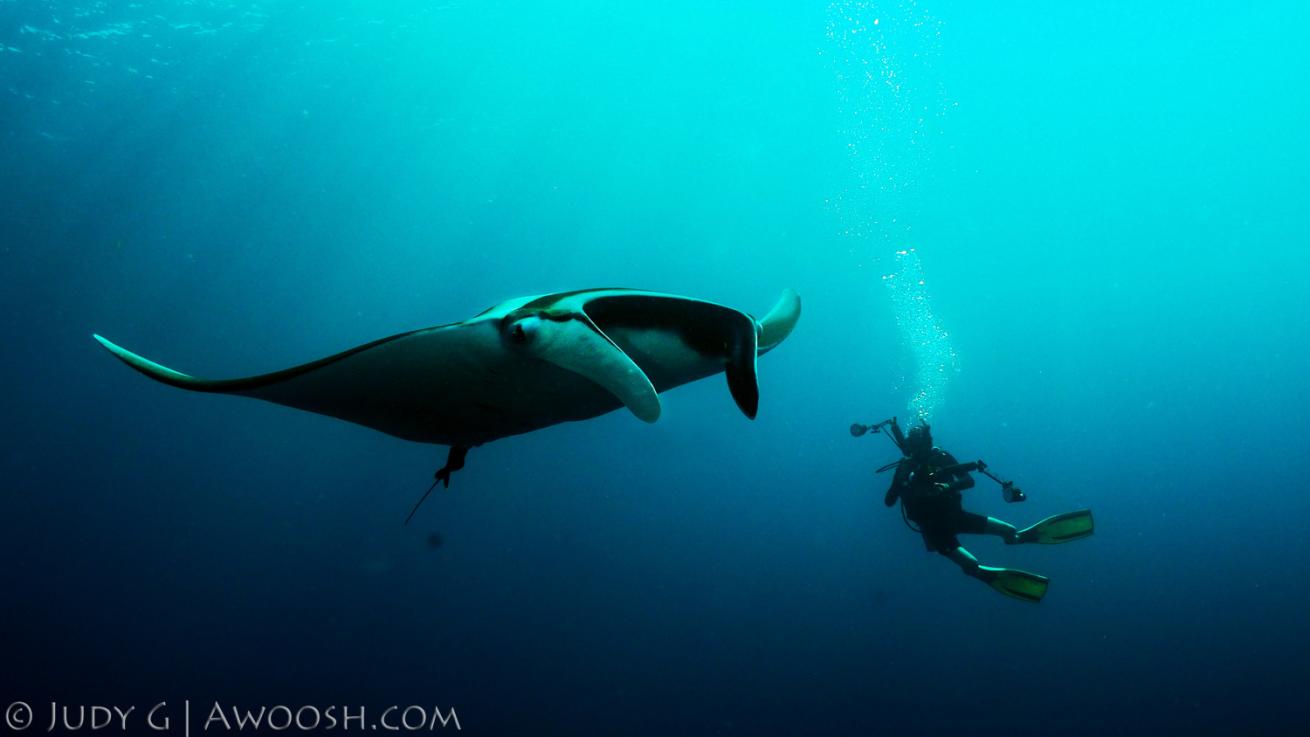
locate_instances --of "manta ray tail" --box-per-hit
[404,446,469,526]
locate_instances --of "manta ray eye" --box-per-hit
[507,316,541,345]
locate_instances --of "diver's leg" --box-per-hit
[986,517,1020,545]
[944,546,987,580]
[958,511,1019,544]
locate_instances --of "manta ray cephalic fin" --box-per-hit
[529,314,662,423]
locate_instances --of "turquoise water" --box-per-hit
[2,1,1308,734]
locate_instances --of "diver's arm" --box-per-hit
[885,461,911,507]
[936,451,976,493]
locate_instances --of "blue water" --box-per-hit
[3,1,1308,734]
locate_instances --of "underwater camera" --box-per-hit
[1002,482,1026,504]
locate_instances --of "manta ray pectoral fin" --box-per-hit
[93,334,211,390]
[758,288,801,354]
[532,315,662,423]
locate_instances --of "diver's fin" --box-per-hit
[1017,509,1094,544]
[978,565,1049,603]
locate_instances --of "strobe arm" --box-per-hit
[938,459,1027,503]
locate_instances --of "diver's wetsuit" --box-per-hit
[884,447,987,554]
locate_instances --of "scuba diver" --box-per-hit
[851,418,1094,602]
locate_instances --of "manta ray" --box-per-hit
[94,288,801,520]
